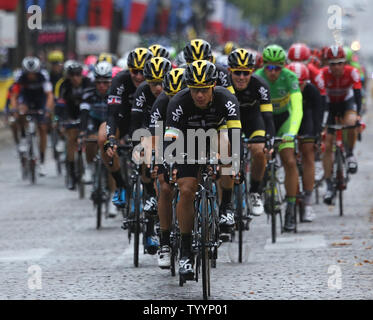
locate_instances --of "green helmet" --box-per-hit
[344,46,353,63]
[262,45,286,65]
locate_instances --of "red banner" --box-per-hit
[89,0,113,29]
[55,0,78,20]
[126,0,149,33]
[0,0,19,11]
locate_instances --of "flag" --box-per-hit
[141,0,159,33]
[76,0,89,25]
[159,0,170,34]
[207,0,225,42]
[167,0,180,33]
[55,0,78,20]
[0,0,18,11]
[126,0,150,33]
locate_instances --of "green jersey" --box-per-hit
[255,67,303,138]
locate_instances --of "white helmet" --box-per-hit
[22,56,41,73]
[94,61,112,79]
[116,58,128,70]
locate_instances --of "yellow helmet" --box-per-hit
[223,41,237,55]
[48,50,64,63]
[127,48,153,70]
[98,53,118,65]
[143,57,172,82]
[184,60,218,88]
[163,68,186,96]
[148,44,170,59]
[183,39,212,63]
[228,48,255,69]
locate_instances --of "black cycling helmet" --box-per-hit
[148,44,170,59]
[127,48,153,70]
[183,39,213,64]
[184,60,218,88]
[143,57,172,82]
[228,48,256,69]
[65,60,83,76]
[163,68,186,96]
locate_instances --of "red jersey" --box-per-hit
[318,65,362,103]
[307,62,325,95]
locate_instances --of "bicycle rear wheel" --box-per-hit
[201,191,211,300]
[95,160,103,230]
[335,148,345,217]
[77,152,85,199]
[270,164,277,243]
[234,184,243,263]
[133,175,141,267]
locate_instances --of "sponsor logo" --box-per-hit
[136,92,146,108]
[225,101,237,117]
[150,108,162,124]
[116,85,124,96]
[259,86,269,100]
[172,105,184,122]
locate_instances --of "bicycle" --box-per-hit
[260,136,285,244]
[323,123,360,217]
[19,110,44,184]
[50,115,65,176]
[76,138,85,199]
[177,157,221,300]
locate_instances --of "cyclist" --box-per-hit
[98,52,118,66]
[255,45,303,232]
[164,60,241,279]
[286,62,323,222]
[148,67,187,268]
[55,61,94,190]
[183,39,235,94]
[14,57,54,176]
[319,45,362,205]
[79,61,118,217]
[47,50,64,92]
[99,48,153,209]
[130,56,172,255]
[228,48,275,216]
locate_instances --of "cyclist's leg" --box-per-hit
[37,114,48,165]
[245,114,267,216]
[65,125,79,189]
[176,166,199,275]
[276,112,298,231]
[299,105,316,220]
[342,99,358,173]
[217,130,236,227]
[157,170,173,267]
[98,122,126,205]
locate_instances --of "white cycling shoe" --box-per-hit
[303,205,316,222]
[157,245,171,269]
[250,193,264,216]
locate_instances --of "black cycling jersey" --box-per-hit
[299,82,323,137]
[233,74,276,139]
[165,87,241,159]
[130,81,158,134]
[107,70,137,137]
[80,87,108,133]
[16,69,52,102]
[149,91,170,136]
[56,77,93,120]
[50,71,63,92]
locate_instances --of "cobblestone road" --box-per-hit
[0,109,372,301]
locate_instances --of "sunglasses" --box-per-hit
[330,62,344,66]
[130,68,143,75]
[96,80,111,84]
[232,69,254,76]
[265,65,282,72]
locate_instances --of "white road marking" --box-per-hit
[0,248,52,262]
[264,235,327,251]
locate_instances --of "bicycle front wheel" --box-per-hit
[133,175,141,267]
[201,191,211,300]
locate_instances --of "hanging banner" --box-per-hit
[0,11,17,48]
[117,31,140,55]
[37,22,67,45]
[126,0,150,33]
[206,0,225,42]
[0,0,19,11]
[76,27,110,55]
